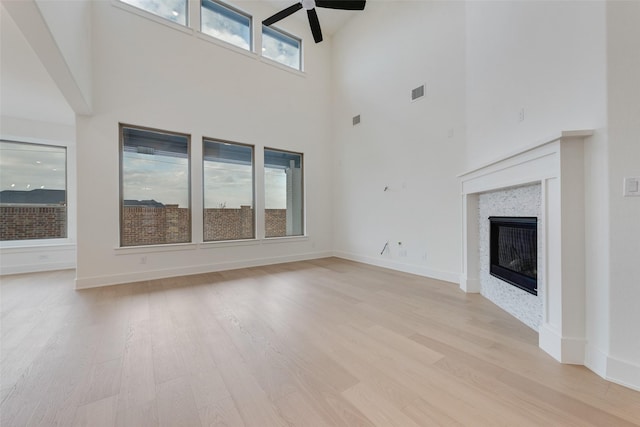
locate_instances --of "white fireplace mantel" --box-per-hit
[459,130,593,364]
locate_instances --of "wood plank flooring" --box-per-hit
[1,257,639,426]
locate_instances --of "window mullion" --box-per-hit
[255,148,266,239]
[190,0,201,31]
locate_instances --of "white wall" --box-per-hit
[75,1,334,287]
[330,1,466,283]
[465,0,607,167]
[606,0,640,389]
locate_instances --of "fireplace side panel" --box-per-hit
[478,184,543,331]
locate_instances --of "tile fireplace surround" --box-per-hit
[459,130,593,365]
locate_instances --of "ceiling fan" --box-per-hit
[262,0,366,43]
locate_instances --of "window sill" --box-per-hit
[113,236,308,254]
[195,32,256,60]
[262,235,308,244]
[114,243,198,255]
[259,56,305,76]
[0,242,75,253]
[199,239,260,249]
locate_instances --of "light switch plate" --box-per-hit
[623,177,640,197]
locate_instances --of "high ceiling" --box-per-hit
[0,5,75,125]
[0,1,360,127]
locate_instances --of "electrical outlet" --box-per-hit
[399,249,407,257]
[518,108,525,122]
[140,256,147,265]
[624,177,640,196]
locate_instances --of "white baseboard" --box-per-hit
[459,275,481,293]
[1,261,75,276]
[332,250,460,284]
[585,345,640,392]
[538,323,585,364]
[584,344,609,379]
[75,251,333,289]
[606,354,640,392]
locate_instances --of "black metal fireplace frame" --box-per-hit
[489,216,538,296]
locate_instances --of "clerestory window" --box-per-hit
[262,25,302,70]
[201,0,252,51]
[120,0,188,25]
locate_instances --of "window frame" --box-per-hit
[200,0,253,52]
[119,123,192,248]
[202,137,256,242]
[261,24,302,71]
[117,0,189,27]
[263,147,305,239]
[0,139,69,243]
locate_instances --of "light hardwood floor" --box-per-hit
[1,258,639,426]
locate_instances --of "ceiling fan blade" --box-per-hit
[263,2,303,26]
[315,0,365,10]
[307,8,323,43]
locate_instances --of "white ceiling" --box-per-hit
[0,6,75,125]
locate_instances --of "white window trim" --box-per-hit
[112,0,194,35]
[261,24,303,72]
[0,138,76,248]
[119,124,192,248]
[200,0,254,52]
[196,31,257,59]
[202,138,256,243]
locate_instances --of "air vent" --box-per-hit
[411,85,425,101]
[352,114,361,126]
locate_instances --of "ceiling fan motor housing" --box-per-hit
[301,0,316,10]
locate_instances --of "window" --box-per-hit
[262,25,301,70]
[201,0,252,51]
[264,149,303,237]
[120,0,188,25]
[203,139,254,241]
[120,125,190,246]
[0,141,67,241]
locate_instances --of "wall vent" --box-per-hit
[352,114,361,126]
[411,85,425,101]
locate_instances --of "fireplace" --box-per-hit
[489,216,538,295]
[461,131,592,365]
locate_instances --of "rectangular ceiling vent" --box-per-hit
[352,114,361,126]
[411,85,425,101]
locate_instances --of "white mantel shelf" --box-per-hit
[459,130,594,178]
[459,130,594,365]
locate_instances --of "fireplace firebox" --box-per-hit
[489,217,538,295]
